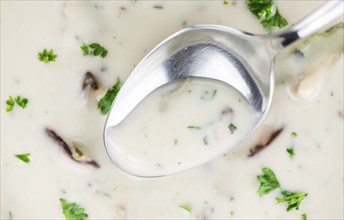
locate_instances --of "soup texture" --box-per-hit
[1,1,343,219]
[107,78,261,177]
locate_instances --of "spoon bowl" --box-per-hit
[104,1,343,177]
[105,26,274,128]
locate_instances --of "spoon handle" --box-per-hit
[278,0,343,47]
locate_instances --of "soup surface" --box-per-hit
[107,78,261,177]
[1,1,343,219]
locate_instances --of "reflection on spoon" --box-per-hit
[104,1,343,177]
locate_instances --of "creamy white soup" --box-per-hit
[107,78,260,177]
[1,1,343,220]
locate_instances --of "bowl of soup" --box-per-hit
[1,1,343,219]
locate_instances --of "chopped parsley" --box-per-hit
[153,4,164,9]
[276,190,308,211]
[293,49,305,58]
[60,198,88,220]
[223,0,229,5]
[245,0,288,29]
[98,78,121,115]
[257,167,280,196]
[287,132,297,158]
[228,123,237,134]
[286,147,295,159]
[182,20,188,27]
[178,204,192,213]
[301,213,307,220]
[38,49,57,63]
[80,43,108,58]
[6,96,15,112]
[14,96,28,108]
[6,96,28,112]
[187,125,201,129]
[261,9,288,28]
[15,153,31,163]
[257,168,308,212]
[201,89,217,100]
[291,131,298,137]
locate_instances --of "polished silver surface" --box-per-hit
[104,1,343,177]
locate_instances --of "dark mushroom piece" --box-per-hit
[248,127,284,157]
[82,71,99,91]
[45,128,100,168]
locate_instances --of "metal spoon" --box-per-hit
[104,1,343,177]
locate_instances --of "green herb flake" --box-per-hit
[228,123,237,134]
[9,211,13,220]
[38,49,57,63]
[291,131,298,137]
[257,167,280,196]
[201,89,217,100]
[286,147,295,159]
[6,96,15,106]
[187,125,201,130]
[293,49,305,58]
[261,9,288,28]
[223,0,229,5]
[15,153,31,163]
[301,213,307,220]
[6,96,29,112]
[276,190,308,211]
[178,204,192,213]
[98,78,121,115]
[14,96,28,109]
[245,0,288,29]
[80,43,108,58]
[80,45,89,55]
[6,96,15,112]
[60,198,88,220]
[153,4,164,9]
[182,20,188,27]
